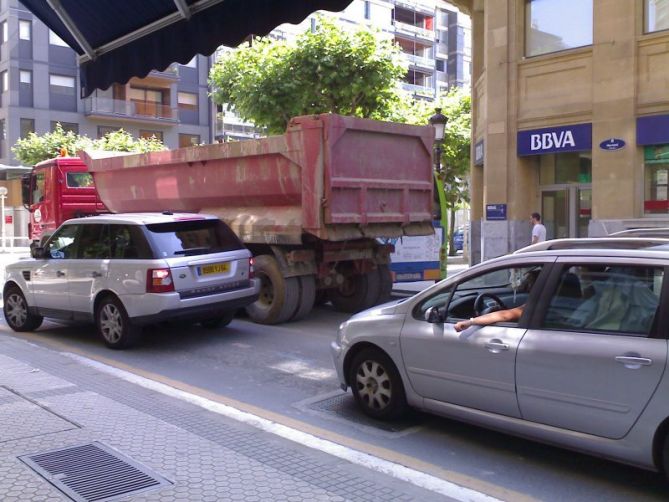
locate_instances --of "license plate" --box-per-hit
[199,262,230,276]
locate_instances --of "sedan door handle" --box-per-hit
[485,340,509,353]
[56,270,66,277]
[615,356,652,368]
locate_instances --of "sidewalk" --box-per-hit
[0,335,487,502]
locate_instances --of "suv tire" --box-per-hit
[96,296,140,349]
[3,285,43,332]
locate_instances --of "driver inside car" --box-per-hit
[454,268,539,332]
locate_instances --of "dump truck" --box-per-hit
[22,114,434,324]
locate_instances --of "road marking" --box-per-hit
[63,351,507,502]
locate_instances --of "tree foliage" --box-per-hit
[12,124,165,166]
[209,17,407,134]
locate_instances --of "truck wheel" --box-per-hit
[290,275,316,321]
[246,255,300,324]
[376,265,393,305]
[3,286,43,332]
[329,269,380,313]
[96,296,141,349]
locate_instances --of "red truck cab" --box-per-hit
[21,156,108,242]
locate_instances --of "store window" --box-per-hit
[644,145,669,214]
[525,0,593,57]
[645,0,669,33]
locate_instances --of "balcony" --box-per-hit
[84,97,178,123]
[401,82,435,98]
[404,53,434,71]
[393,0,435,16]
[393,21,434,42]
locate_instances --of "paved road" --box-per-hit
[1,302,667,502]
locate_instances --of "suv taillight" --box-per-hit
[147,268,175,293]
[249,257,255,279]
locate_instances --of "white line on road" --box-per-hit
[63,351,502,502]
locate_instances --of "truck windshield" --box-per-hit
[145,219,243,257]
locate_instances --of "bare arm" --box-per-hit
[454,305,525,332]
[531,235,538,244]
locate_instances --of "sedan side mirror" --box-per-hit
[424,306,445,324]
[30,246,47,259]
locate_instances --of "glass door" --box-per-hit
[541,185,592,239]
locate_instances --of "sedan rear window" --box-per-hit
[145,219,243,257]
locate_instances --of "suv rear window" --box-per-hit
[145,219,243,257]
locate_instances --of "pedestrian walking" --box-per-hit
[531,212,546,244]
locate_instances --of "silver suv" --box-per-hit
[331,244,669,476]
[3,213,260,349]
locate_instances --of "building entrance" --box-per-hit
[541,185,591,239]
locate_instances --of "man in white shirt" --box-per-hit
[531,212,547,244]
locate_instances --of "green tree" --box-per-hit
[209,17,407,134]
[392,89,471,256]
[12,124,165,166]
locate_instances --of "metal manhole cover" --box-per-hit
[308,391,423,432]
[19,442,172,502]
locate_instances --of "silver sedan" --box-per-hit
[331,246,669,477]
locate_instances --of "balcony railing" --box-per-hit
[405,53,434,70]
[84,97,177,121]
[393,0,435,16]
[401,82,435,97]
[394,21,434,40]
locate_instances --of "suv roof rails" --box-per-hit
[514,237,669,254]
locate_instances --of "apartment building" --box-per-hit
[215,0,472,141]
[0,0,212,166]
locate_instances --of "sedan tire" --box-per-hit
[96,296,141,349]
[3,285,43,332]
[349,348,407,420]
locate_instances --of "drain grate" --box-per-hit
[308,392,423,433]
[19,442,171,502]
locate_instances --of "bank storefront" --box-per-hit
[639,115,669,216]
[518,124,592,240]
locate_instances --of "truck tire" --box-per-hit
[290,275,316,321]
[376,265,393,305]
[246,255,300,324]
[329,269,380,313]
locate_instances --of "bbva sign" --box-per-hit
[518,123,592,156]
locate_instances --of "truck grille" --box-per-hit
[179,280,250,299]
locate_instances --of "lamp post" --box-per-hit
[429,108,448,280]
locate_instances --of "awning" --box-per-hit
[21,0,354,98]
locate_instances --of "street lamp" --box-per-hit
[428,108,449,279]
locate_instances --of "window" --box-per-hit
[49,29,69,47]
[97,126,119,138]
[645,0,669,33]
[1,21,6,43]
[66,172,94,188]
[182,56,197,68]
[177,92,198,111]
[364,1,371,19]
[47,224,78,259]
[129,86,168,118]
[75,224,110,259]
[415,264,544,322]
[19,20,31,40]
[19,118,34,139]
[109,225,153,259]
[179,134,200,148]
[32,170,45,204]
[145,219,243,257]
[1,70,8,92]
[139,130,163,141]
[49,74,75,95]
[525,0,593,57]
[542,265,664,336]
[19,70,31,84]
[436,59,445,72]
[51,121,78,134]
